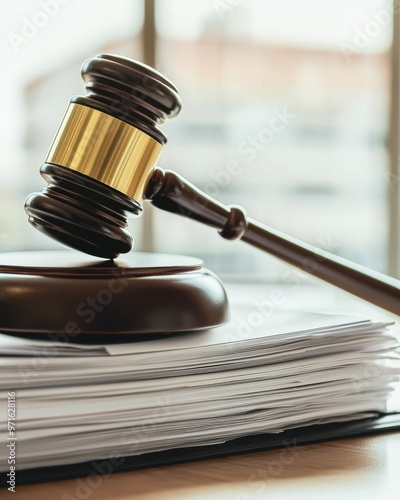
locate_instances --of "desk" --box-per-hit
[11,432,400,499]
[7,282,400,499]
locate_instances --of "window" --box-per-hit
[1,0,398,280]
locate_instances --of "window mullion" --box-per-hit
[389,10,400,278]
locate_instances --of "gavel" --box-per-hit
[25,54,400,315]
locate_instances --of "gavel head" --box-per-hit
[24,54,181,259]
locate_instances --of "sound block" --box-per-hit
[0,251,229,339]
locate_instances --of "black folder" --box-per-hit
[5,412,400,487]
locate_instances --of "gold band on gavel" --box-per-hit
[45,103,163,202]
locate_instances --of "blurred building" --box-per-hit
[0,0,392,279]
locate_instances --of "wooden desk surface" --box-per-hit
[10,432,400,500]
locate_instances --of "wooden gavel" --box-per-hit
[24,54,400,315]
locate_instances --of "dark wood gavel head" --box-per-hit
[25,54,181,259]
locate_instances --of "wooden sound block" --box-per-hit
[0,251,229,339]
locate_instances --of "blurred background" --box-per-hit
[0,0,399,281]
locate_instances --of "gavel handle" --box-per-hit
[146,168,400,315]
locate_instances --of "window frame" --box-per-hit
[389,9,400,278]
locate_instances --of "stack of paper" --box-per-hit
[1,306,399,471]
